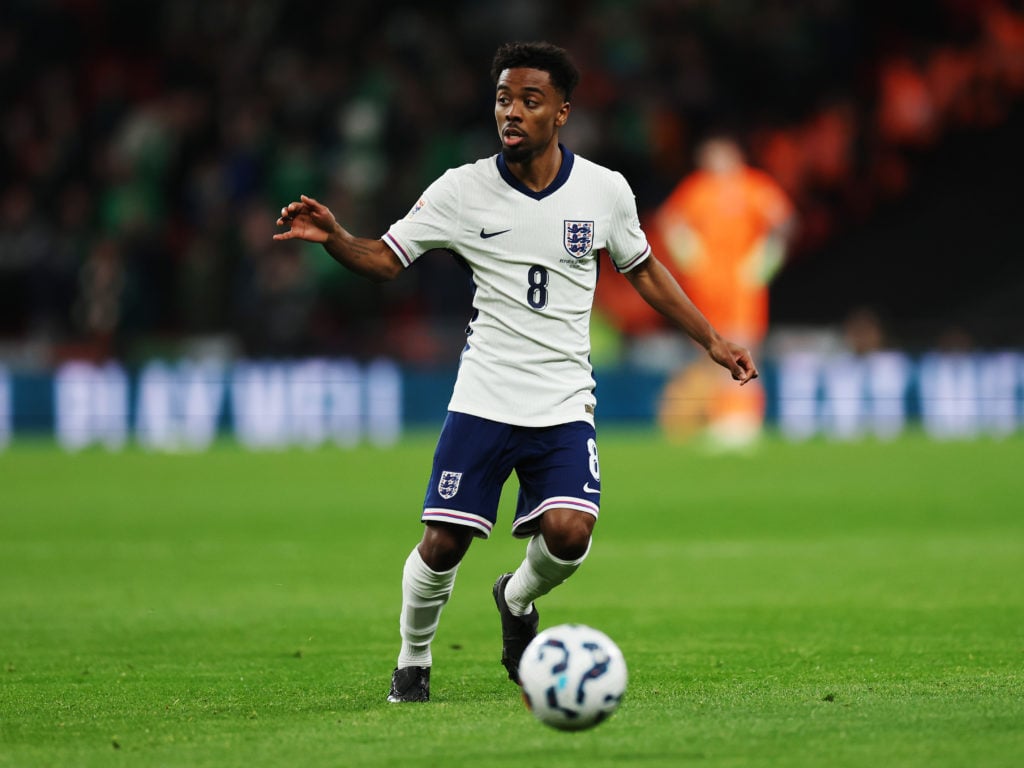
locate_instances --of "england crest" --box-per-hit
[438,471,462,500]
[563,220,594,259]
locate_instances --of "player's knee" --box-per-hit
[547,535,590,562]
[541,512,594,561]
[418,523,473,571]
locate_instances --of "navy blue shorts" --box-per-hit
[422,412,602,539]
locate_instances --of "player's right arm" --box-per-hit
[274,194,402,282]
[655,208,703,272]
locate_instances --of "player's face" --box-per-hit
[494,68,569,164]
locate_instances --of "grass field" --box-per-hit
[1,432,1023,767]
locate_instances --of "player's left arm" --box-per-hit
[744,178,798,285]
[623,254,758,385]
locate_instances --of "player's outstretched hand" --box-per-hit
[273,194,338,244]
[709,337,759,385]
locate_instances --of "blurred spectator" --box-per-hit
[71,237,124,357]
[234,201,316,357]
[843,306,887,356]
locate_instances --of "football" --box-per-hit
[518,623,628,731]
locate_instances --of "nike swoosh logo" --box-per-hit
[583,483,601,495]
[480,228,511,239]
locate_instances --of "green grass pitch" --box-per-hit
[2,432,1022,767]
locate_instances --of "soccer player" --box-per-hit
[274,41,758,703]
[655,135,794,448]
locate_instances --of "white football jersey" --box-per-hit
[383,147,651,427]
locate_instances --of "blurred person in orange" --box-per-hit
[655,134,795,448]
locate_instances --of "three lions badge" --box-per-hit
[563,220,594,259]
[438,471,462,500]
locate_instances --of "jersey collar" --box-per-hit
[496,144,575,200]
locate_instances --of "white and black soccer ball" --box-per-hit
[518,623,627,731]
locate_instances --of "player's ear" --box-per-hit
[556,101,571,127]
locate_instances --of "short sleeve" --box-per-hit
[383,171,461,268]
[606,173,651,273]
[752,171,794,228]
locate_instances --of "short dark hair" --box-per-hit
[490,42,580,102]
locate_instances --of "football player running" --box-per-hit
[274,41,757,703]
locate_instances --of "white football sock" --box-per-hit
[505,534,590,617]
[396,547,459,669]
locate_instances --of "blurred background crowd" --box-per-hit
[2,0,1023,370]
